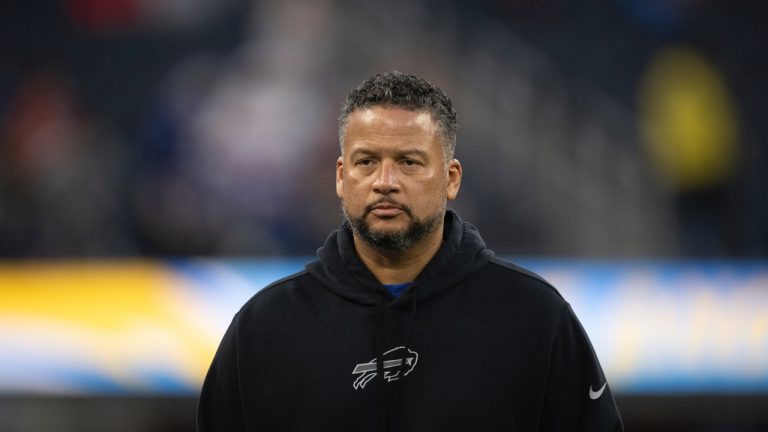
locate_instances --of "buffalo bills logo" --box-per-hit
[351,346,419,390]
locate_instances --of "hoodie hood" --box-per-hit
[306,210,494,309]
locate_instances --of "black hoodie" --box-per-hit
[196,210,624,431]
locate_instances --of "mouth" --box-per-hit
[366,201,409,218]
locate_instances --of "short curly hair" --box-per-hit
[338,71,457,161]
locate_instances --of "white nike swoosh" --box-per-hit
[589,382,607,400]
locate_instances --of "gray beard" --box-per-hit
[341,201,444,252]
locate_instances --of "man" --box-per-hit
[197,71,624,431]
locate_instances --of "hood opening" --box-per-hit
[306,210,494,309]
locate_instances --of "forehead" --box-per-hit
[343,107,440,151]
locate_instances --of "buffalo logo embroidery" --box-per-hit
[351,346,419,390]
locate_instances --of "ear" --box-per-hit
[335,156,344,199]
[446,158,462,201]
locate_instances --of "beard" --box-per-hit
[342,198,445,252]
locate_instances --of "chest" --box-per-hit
[236,302,553,431]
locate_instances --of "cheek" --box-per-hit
[413,181,449,208]
[340,183,365,206]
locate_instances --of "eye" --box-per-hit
[355,158,376,167]
[401,159,422,167]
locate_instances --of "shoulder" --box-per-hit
[445,256,571,342]
[486,256,559,289]
[476,256,569,310]
[236,269,317,317]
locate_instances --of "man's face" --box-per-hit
[336,106,462,251]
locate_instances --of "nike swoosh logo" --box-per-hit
[589,382,607,400]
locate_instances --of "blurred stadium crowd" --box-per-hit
[1,0,766,258]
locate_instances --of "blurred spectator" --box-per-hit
[638,45,741,256]
[132,0,340,255]
[0,70,133,256]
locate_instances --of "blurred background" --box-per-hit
[0,0,766,431]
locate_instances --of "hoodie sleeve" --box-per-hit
[196,315,246,432]
[539,305,624,432]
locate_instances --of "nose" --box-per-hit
[372,161,400,194]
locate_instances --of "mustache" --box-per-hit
[364,198,413,217]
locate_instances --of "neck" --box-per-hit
[353,221,445,285]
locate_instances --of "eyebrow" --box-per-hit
[349,147,430,160]
[397,148,430,159]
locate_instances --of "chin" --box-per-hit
[367,219,408,233]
